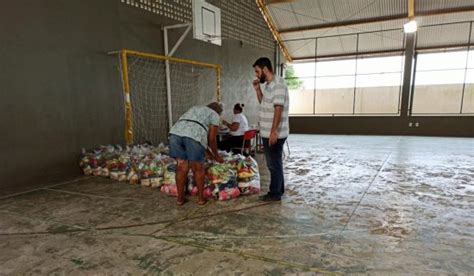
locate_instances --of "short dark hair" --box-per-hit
[233,103,244,112]
[253,57,273,72]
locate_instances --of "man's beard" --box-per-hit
[259,72,267,83]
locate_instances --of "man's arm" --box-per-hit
[252,79,263,104]
[269,105,283,146]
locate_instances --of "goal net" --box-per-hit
[117,50,220,145]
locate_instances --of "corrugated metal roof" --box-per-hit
[266,0,474,59]
[281,18,405,40]
[358,29,405,52]
[416,0,474,13]
[285,28,404,59]
[417,11,474,26]
[472,23,474,43]
[417,22,472,48]
[268,0,406,31]
[316,34,358,56]
[267,3,302,30]
[328,0,406,22]
[285,39,316,58]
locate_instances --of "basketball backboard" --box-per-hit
[192,0,222,46]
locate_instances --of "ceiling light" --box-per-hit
[404,20,418,33]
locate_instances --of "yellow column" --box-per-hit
[121,50,134,144]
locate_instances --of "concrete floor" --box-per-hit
[1,135,473,275]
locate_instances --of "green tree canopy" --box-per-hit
[284,65,303,90]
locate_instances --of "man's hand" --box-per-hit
[252,79,260,90]
[269,130,278,146]
[269,105,283,146]
[253,79,263,103]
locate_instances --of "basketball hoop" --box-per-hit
[192,0,222,46]
[203,34,222,44]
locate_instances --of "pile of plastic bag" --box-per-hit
[79,144,260,201]
[206,162,240,201]
[160,162,178,196]
[79,143,172,185]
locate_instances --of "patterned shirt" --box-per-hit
[169,106,220,148]
[259,75,290,138]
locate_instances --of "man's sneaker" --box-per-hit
[258,194,281,202]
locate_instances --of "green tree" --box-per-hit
[284,65,303,90]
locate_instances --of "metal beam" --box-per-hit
[291,49,405,61]
[290,42,473,62]
[283,20,473,43]
[417,6,474,17]
[400,33,416,117]
[256,0,292,62]
[266,0,295,4]
[460,21,473,113]
[283,27,403,42]
[120,51,133,144]
[162,23,193,30]
[408,0,415,18]
[280,14,406,34]
[168,24,192,57]
[416,43,473,52]
[164,28,174,131]
[163,23,192,130]
[279,7,474,34]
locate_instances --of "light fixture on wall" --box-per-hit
[404,19,418,33]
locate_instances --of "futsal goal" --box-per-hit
[116,49,221,145]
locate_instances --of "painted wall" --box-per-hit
[0,0,274,196]
[288,84,474,137]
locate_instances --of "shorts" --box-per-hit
[169,134,206,162]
